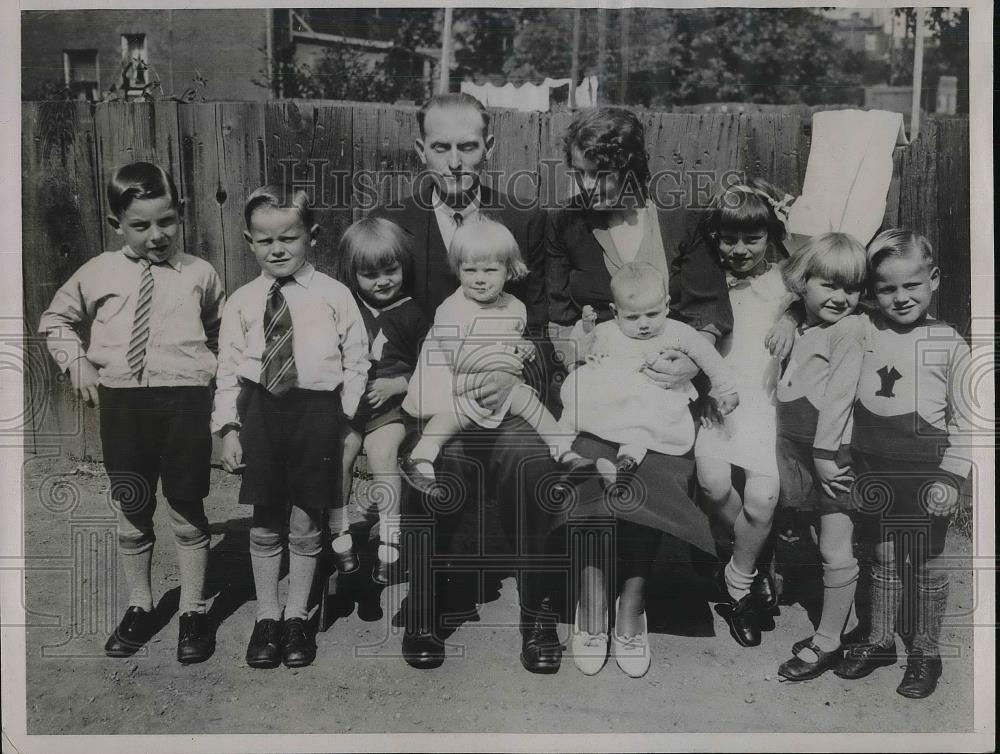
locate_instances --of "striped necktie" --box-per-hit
[126,259,155,380]
[260,276,298,396]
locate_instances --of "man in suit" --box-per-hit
[371,93,563,673]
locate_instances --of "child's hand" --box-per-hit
[716,391,739,416]
[367,376,408,409]
[514,339,537,363]
[924,479,960,517]
[813,457,854,498]
[765,315,797,359]
[220,430,246,474]
[68,357,101,407]
[581,305,597,334]
[695,394,724,428]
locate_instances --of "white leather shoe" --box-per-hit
[612,598,651,678]
[571,602,608,676]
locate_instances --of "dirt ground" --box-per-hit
[21,452,977,737]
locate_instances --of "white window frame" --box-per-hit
[120,33,149,89]
[63,49,100,101]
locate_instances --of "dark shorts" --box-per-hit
[237,382,342,511]
[346,404,407,435]
[851,452,954,554]
[98,385,212,507]
[776,435,854,515]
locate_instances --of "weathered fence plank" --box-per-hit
[216,103,267,292]
[21,102,105,458]
[177,103,228,279]
[351,104,421,223]
[934,118,971,333]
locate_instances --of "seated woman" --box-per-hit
[545,106,734,677]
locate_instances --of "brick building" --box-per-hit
[21,9,272,101]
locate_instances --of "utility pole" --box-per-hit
[910,7,925,139]
[439,6,453,94]
[569,8,581,109]
[620,7,630,105]
[597,8,607,105]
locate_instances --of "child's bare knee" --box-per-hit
[696,460,731,499]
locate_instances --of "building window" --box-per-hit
[63,49,99,101]
[864,33,878,53]
[121,34,148,88]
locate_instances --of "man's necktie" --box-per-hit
[260,276,298,396]
[453,212,464,227]
[126,259,154,380]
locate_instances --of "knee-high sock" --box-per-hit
[814,558,860,652]
[869,544,902,646]
[913,557,950,656]
[120,547,154,613]
[284,551,318,621]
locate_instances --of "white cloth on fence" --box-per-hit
[460,77,598,112]
[786,109,907,250]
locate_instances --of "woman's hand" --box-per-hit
[367,376,409,409]
[514,339,537,363]
[642,349,700,389]
[813,457,854,498]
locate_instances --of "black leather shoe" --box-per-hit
[520,600,563,674]
[281,617,316,668]
[400,456,444,500]
[176,611,214,664]
[104,606,156,657]
[778,640,843,681]
[751,570,778,611]
[245,618,282,669]
[835,641,897,679]
[714,570,761,647]
[331,546,360,575]
[896,651,942,699]
[402,625,445,669]
[372,544,399,586]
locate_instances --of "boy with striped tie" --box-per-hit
[39,162,226,663]
[213,185,370,669]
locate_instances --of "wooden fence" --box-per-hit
[21,101,970,458]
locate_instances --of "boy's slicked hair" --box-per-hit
[243,184,315,230]
[447,217,527,280]
[417,93,490,138]
[780,232,868,295]
[563,107,651,201]
[610,261,667,306]
[107,162,180,219]
[338,216,414,293]
[866,228,935,273]
[703,177,787,242]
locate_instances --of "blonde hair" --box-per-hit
[609,262,668,308]
[780,232,867,296]
[338,217,413,294]
[244,184,314,230]
[447,218,528,280]
[866,228,935,274]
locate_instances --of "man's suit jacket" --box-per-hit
[370,182,547,337]
[546,205,733,340]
